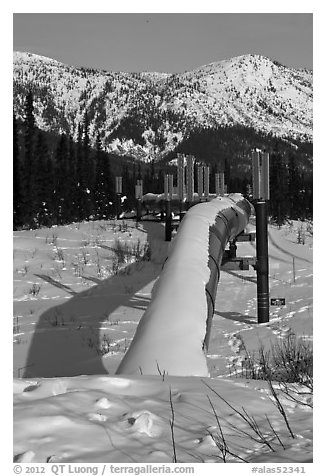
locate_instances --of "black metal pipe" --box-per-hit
[165,200,172,241]
[254,200,269,323]
[115,193,121,220]
[136,199,142,222]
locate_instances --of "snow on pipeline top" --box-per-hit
[116,194,250,377]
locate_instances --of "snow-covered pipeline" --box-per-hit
[116,194,251,377]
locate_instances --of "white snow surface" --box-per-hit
[13,216,313,464]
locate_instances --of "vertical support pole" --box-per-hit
[164,174,173,241]
[215,172,225,197]
[255,200,269,323]
[252,150,261,199]
[197,165,204,201]
[136,200,141,222]
[115,176,122,220]
[204,165,210,201]
[164,174,169,202]
[168,174,174,201]
[229,240,237,259]
[165,200,172,241]
[252,149,270,324]
[177,154,185,215]
[262,152,270,200]
[135,179,143,222]
[252,150,270,201]
[185,155,195,208]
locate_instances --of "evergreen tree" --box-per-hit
[13,114,22,229]
[137,162,142,181]
[75,123,87,221]
[156,168,164,194]
[143,165,152,195]
[34,132,53,227]
[300,172,313,220]
[210,163,217,193]
[224,158,231,193]
[22,91,37,227]
[288,153,304,219]
[82,110,94,218]
[67,134,77,221]
[54,133,69,224]
[94,132,113,219]
[269,151,289,226]
[122,164,134,210]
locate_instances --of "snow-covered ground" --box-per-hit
[12,216,313,465]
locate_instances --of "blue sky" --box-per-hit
[13,13,312,72]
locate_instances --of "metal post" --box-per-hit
[136,200,142,222]
[135,179,143,222]
[255,200,269,323]
[186,155,195,207]
[115,176,123,220]
[197,165,203,201]
[165,200,172,241]
[115,194,121,220]
[164,174,172,241]
[204,165,210,201]
[215,172,225,197]
[177,154,185,217]
[229,240,237,259]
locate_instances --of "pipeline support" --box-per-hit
[254,200,269,323]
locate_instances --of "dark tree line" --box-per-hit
[14,93,312,230]
[269,151,312,225]
[13,92,117,229]
[13,93,169,230]
[163,125,313,224]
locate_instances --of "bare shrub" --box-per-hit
[29,283,41,297]
[112,239,151,266]
[239,333,313,388]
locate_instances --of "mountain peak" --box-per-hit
[14,51,62,66]
[13,51,313,159]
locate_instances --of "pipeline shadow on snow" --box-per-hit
[23,221,168,378]
[215,311,257,325]
[222,269,257,284]
[34,273,78,296]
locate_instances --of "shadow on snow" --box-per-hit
[23,221,168,378]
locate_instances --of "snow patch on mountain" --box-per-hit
[13,51,313,159]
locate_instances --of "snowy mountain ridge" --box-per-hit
[13,51,313,161]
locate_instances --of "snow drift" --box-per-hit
[116,194,251,376]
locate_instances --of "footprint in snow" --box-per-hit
[95,397,112,409]
[124,410,163,437]
[228,334,245,353]
[195,434,217,449]
[87,412,107,422]
[14,450,35,463]
[22,379,68,397]
[148,450,171,462]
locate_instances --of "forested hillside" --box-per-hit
[13,51,313,230]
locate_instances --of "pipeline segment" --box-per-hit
[116,194,251,377]
[204,195,252,350]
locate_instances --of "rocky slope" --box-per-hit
[13,51,312,161]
